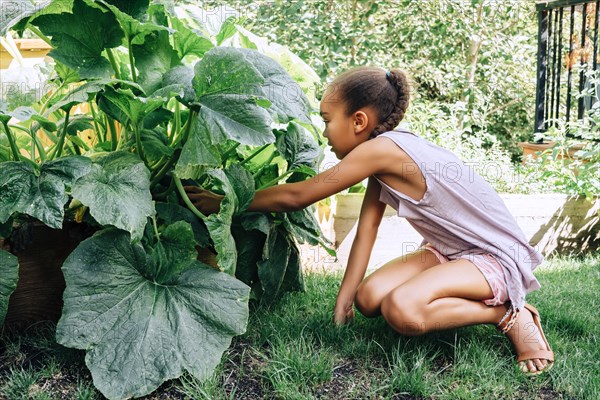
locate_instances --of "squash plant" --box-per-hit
[0,1,334,398]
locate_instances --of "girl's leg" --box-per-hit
[354,248,441,317]
[380,258,551,373]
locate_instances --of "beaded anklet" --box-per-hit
[496,303,520,334]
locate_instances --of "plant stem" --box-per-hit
[134,123,147,165]
[252,152,276,179]
[31,128,47,162]
[150,110,197,188]
[106,48,121,79]
[27,25,52,46]
[30,130,36,160]
[220,142,241,166]
[150,149,180,189]
[40,81,66,116]
[257,170,293,190]
[174,175,206,220]
[152,217,160,241]
[51,109,71,159]
[70,140,81,155]
[240,143,270,166]
[257,168,314,190]
[2,121,21,161]
[172,101,181,144]
[89,102,103,143]
[172,109,196,148]
[108,117,118,151]
[128,39,137,82]
[13,124,46,160]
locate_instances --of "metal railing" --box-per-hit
[535,0,600,140]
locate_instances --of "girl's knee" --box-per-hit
[354,281,381,318]
[381,290,427,336]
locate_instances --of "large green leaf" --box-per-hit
[0,250,19,326]
[239,48,313,125]
[149,221,197,283]
[192,47,275,146]
[71,152,153,241]
[140,128,172,164]
[203,164,254,275]
[257,224,305,303]
[132,29,180,94]
[98,86,164,127]
[282,207,336,257]
[56,228,250,400]
[193,47,264,96]
[233,24,320,104]
[46,80,108,114]
[224,163,255,213]
[171,17,214,59]
[46,79,144,115]
[240,212,271,234]
[97,0,167,47]
[31,0,124,79]
[162,65,195,106]
[154,202,210,247]
[231,219,266,299]
[0,157,92,228]
[175,117,221,179]
[102,0,149,19]
[276,121,321,170]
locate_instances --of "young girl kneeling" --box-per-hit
[185,66,554,376]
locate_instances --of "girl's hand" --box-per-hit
[184,186,224,216]
[333,300,355,326]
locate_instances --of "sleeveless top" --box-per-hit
[372,128,544,310]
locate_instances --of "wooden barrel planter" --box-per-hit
[1,223,219,333]
[0,223,93,332]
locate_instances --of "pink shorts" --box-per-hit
[420,243,509,306]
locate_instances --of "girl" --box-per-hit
[185,66,554,376]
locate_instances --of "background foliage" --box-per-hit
[198,0,538,158]
[195,0,600,196]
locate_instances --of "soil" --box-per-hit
[0,329,564,400]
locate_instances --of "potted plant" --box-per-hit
[0,1,334,399]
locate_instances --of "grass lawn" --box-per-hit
[1,254,598,399]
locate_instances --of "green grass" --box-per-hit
[1,254,598,399]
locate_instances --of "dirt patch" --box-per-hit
[220,338,267,399]
[514,385,562,400]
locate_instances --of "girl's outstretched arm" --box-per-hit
[333,176,387,325]
[186,138,392,215]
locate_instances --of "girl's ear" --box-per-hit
[353,110,371,134]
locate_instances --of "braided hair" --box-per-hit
[328,66,413,139]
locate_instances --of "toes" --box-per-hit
[519,359,552,374]
[527,360,536,372]
[519,361,528,373]
[534,359,546,371]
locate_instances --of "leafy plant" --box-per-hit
[0,1,334,398]
[520,66,600,200]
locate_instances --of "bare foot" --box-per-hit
[504,307,553,374]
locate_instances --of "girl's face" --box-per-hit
[319,87,376,159]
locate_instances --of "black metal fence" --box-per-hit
[535,0,600,140]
